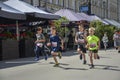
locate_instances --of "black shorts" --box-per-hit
[78,44,86,53]
[89,49,98,53]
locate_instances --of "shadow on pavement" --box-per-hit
[0,57,44,69]
[58,66,88,70]
[49,62,69,66]
[87,64,120,72]
[49,62,88,70]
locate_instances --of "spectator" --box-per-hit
[102,32,109,51]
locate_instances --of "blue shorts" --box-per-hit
[51,47,60,52]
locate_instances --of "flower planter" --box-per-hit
[0,40,19,60]
[19,39,34,58]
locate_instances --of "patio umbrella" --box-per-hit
[55,9,86,21]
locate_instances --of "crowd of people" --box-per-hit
[33,25,120,69]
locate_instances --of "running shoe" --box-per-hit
[97,55,100,59]
[118,50,120,53]
[58,52,62,59]
[53,63,59,67]
[34,58,39,61]
[44,55,48,60]
[89,64,94,69]
[83,60,87,64]
[79,54,82,60]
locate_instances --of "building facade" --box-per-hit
[1,0,120,22]
[21,0,120,22]
[118,0,120,22]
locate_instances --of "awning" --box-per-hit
[4,0,60,20]
[77,13,109,25]
[0,2,26,20]
[104,19,118,27]
[89,15,109,25]
[111,20,120,28]
[55,9,87,21]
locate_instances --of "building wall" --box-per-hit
[108,0,118,20]
[21,0,120,22]
[118,0,120,22]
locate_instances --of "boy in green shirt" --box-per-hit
[86,27,100,69]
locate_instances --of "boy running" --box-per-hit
[47,27,64,67]
[75,25,87,64]
[86,27,100,69]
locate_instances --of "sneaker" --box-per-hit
[79,54,82,60]
[34,58,39,61]
[58,52,62,59]
[97,55,100,59]
[44,55,48,60]
[89,64,94,69]
[118,50,120,53]
[53,63,59,67]
[83,60,87,64]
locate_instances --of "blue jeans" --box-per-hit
[34,45,43,59]
[34,45,48,59]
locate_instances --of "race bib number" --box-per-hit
[37,43,43,47]
[52,42,57,47]
[78,39,85,43]
[90,43,96,48]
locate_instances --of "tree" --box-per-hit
[90,20,116,48]
[54,17,69,38]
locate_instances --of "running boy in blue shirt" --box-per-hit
[47,27,64,67]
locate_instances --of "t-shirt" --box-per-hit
[50,35,61,51]
[102,36,108,43]
[36,33,45,47]
[76,32,85,45]
[87,35,99,50]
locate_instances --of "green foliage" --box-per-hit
[54,17,69,37]
[3,31,16,40]
[90,20,115,42]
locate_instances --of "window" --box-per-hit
[56,0,59,4]
[49,0,53,3]
[72,0,75,9]
[65,0,69,8]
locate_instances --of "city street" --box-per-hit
[0,49,120,80]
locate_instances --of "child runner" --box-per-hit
[34,27,47,61]
[86,27,100,69]
[75,25,87,64]
[47,27,64,67]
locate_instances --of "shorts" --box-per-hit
[103,42,108,46]
[77,44,86,53]
[51,47,60,52]
[116,40,120,46]
[89,49,98,53]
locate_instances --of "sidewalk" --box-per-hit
[0,48,118,69]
